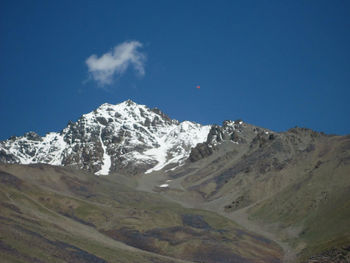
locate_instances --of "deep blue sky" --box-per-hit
[1,0,349,139]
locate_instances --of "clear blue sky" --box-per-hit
[1,0,349,139]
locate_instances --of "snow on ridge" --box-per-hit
[0,100,212,175]
[1,132,67,165]
[39,133,67,165]
[144,122,211,174]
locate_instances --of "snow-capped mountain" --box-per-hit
[0,100,211,175]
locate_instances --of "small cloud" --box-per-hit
[86,41,145,86]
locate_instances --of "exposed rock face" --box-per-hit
[184,123,325,201]
[189,119,273,162]
[306,246,350,263]
[0,100,210,175]
[189,143,214,162]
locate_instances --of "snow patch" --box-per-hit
[144,122,210,174]
[95,127,111,176]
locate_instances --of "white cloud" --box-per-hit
[86,41,145,86]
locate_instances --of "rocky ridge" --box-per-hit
[189,119,273,162]
[0,100,211,175]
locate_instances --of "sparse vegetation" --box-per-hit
[0,164,282,263]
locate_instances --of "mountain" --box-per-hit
[0,100,349,263]
[157,125,350,262]
[0,164,282,263]
[0,100,210,175]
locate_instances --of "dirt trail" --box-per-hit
[196,195,297,263]
[136,174,297,263]
[195,199,296,263]
[221,205,296,263]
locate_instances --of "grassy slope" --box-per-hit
[166,130,350,262]
[0,166,185,263]
[0,164,282,263]
[248,135,350,261]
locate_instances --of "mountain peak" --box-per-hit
[124,99,137,105]
[0,100,211,175]
[96,100,141,112]
[96,100,139,112]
